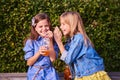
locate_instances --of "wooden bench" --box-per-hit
[108,72,120,80]
[0,72,120,80]
[0,73,64,80]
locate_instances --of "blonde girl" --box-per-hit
[54,11,111,80]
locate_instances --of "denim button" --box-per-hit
[78,72,81,76]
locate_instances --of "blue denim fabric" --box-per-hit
[60,33,104,78]
[23,36,59,80]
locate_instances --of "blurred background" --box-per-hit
[0,0,119,73]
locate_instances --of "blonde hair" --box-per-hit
[60,11,93,46]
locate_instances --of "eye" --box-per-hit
[45,25,49,28]
[38,26,42,28]
[61,23,65,26]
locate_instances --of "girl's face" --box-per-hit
[35,19,50,37]
[60,19,70,36]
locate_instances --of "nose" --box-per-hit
[42,26,50,32]
[42,26,46,30]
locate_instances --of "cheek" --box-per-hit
[35,27,41,33]
[47,27,50,31]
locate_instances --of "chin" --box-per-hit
[63,33,66,36]
[39,34,45,37]
[64,33,68,36]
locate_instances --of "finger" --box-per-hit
[53,27,57,34]
[55,26,60,32]
[47,31,53,38]
[54,27,60,34]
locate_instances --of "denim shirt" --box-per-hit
[23,36,60,80]
[60,33,104,78]
[23,36,59,67]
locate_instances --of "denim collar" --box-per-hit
[37,36,42,41]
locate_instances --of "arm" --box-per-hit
[26,51,41,66]
[45,31,58,62]
[23,40,42,66]
[48,38,56,62]
[61,37,84,64]
[53,27,65,54]
[54,28,85,65]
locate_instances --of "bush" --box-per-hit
[0,0,119,72]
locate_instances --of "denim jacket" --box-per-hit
[60,33,104,78]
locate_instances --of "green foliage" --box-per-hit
[0,0,119,72]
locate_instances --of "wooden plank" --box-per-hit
[0,72,120,80]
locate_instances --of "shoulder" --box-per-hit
[24,39,35,47]
[72,33,84,42]
[23,39,34,52]
[25,39,32,44]
[75,33,83,38]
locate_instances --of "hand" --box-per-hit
[54,27,65,54]
[39,46,49,56]
[45,30,53,40]
[53,27,62,43]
